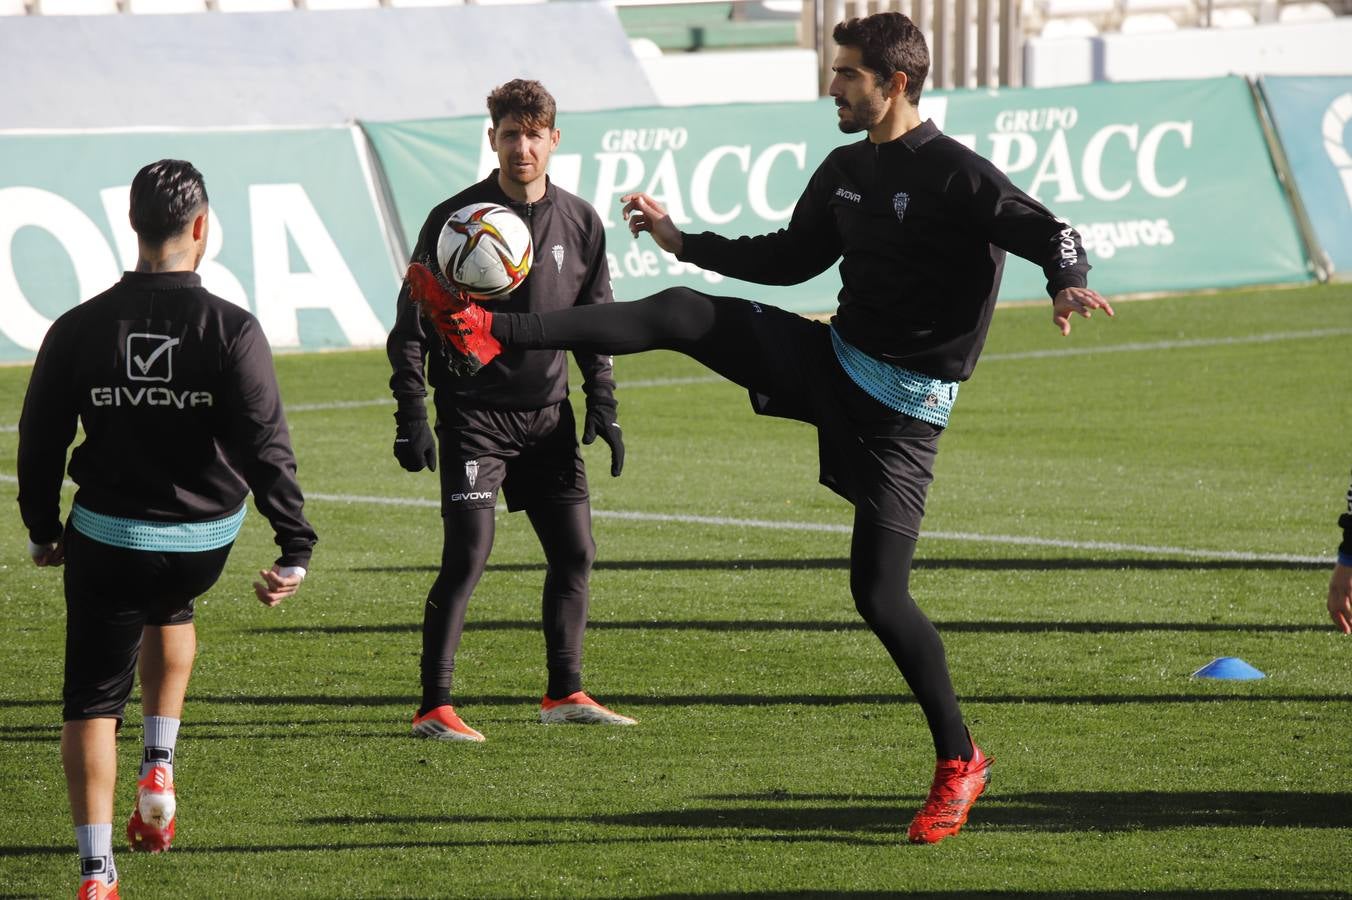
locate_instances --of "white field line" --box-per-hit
[981,327,1352,362]
[285,376,724,413]
[0,477,1295,564]
[5,329,1345,421]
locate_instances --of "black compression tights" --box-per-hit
[419,503,596,714]
[494,289,972,760]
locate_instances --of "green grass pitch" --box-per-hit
[1,283,1350,898]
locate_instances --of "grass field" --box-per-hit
[1,283,1350,899]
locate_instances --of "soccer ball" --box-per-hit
[435,202,533,299]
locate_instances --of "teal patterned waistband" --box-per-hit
[71,503,246,553]
[830,326,958,427]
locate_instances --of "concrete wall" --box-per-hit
[0,5,657,129]
[1025,18,1352,87]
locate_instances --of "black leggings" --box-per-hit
[420,502,595,713]
[495,289,972,759]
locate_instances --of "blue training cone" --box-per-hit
[1191,656,1266,680]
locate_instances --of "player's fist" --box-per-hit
[583,400,625,477]
[394,416,437,472]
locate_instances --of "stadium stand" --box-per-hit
[215,0,295,10]
[127,0,209,12]
[0,0,29,13]
[35,0,121,12]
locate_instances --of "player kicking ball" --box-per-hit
[17,159,316,897]
[411,13,1112,843]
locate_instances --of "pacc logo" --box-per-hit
[126,333,180,383]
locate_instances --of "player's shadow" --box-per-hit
[249,618,1331,635]
[353,556,1327,573]
[617,893,1341,899]
[687,790,1352,832]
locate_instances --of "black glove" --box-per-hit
[393,416,437,472]
[582,401,624,477]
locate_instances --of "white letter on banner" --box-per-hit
[690,146,750,225]
[1322,93,1352,208]
[1138,121,1191,199]
[98,187,249,309]
[593,152,644,227]
[0,187,120,351]
[248,183,385,348]
[1027,131,1084,202]
[644,151,691,225]
[987,132,1039,175]
[748,143,806,221]
[1081,124,1137,202]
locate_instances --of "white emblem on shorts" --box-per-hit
[893,192,910,223]
[465,459,479,488]
[552,244,565,272]
[924,392,940,408]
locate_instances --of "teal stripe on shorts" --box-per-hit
[830,326,958,427]
[71,503,246,553]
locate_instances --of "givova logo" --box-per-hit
[0,182,389,358]
[127,333,179,383]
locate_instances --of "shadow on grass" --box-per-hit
[300,789,1352,832]
[355,556,1328,573]
[619,893,1345,899]
[247,619,1331,635]
[2,691,1348,715]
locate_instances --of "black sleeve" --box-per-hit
[677,164,841,286]
[1339,472,1352,561]
[16,317,78,545]
[386,219,435,421]
[224,319,317,568]
[960,157,1092,298]
[573,217,617,407]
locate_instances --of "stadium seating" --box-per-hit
[128,0,208,12]
[1118,10,1181,28]
[0,0,29,13]
[388,0,464,6]
[215,0,295,10]
[37,0,120,12]
[1037,14,1101,34]
[1277,0,1335,18]
[302,0,380,8]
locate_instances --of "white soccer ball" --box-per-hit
[435,202,533,299]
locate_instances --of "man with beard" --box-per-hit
[415,15,1112,842]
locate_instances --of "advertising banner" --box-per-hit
[0,126,399,363]
[1261,76,1352,276]
[365,76,1310,313]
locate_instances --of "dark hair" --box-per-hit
[833,12,929,105]
[129,159,208,243]
[486,79,557,131]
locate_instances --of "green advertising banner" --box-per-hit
[365,76,1311,313]
[0,126,399,363]
[1261,76,1352,276]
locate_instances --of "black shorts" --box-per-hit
[62,526,232,722]
[435,400,588,514]
[737,301,943,539]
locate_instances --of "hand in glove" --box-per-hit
[393,416,437,472]
[582,401,624,477]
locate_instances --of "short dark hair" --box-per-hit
[486,79,557,131]
[129,159,208,243]
[833,12,929,105]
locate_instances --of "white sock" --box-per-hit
[75,823,116,885]
[141,715,180,779]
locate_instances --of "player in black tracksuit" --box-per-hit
[424,16,1112,841]
[387,80,634,742]
[1330,472,1352,633]
[16,160,315,897]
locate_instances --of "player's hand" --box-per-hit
[393,416,437,472]
[27,537,64,567]
[1329,562,1352,634]
[1052,287,1114,337]
[620,192,684,256]
[583,401,625,477]
[254,564,306,608]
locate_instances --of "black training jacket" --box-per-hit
[1340,472,1352,559]
[678,120,1092,383]
[16,271,317,568]
[387,172,616,416]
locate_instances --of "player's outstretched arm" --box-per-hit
[1052,287,1115,337]
[254,564,306,608]
[621,192,684,256]
[1329,562,1352,634]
